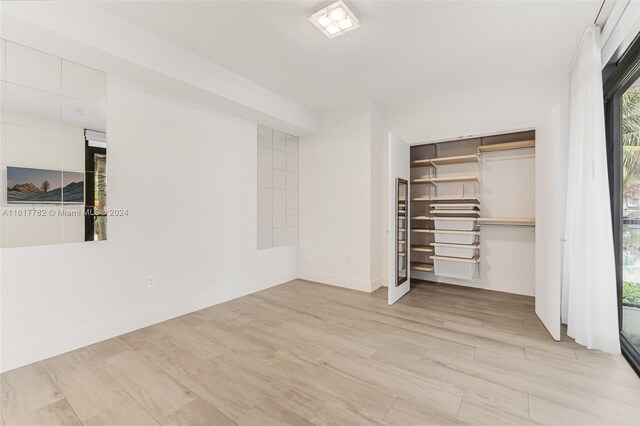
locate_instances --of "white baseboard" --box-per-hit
[1,271,296,373]
[370,276,384,292]
[297,270,375,293]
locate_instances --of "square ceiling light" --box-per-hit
[309,0,361,39]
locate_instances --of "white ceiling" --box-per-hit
[94,0,600,112]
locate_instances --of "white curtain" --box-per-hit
[562,25,620,354]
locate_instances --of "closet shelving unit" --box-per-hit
[409,144,481,276]
[408,133,536,280]
[409,149,436,273]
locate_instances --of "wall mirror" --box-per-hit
[396,178,408,286]
[1,40,107,246]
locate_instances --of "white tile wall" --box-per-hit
[257,125,298,249]
[257,208,272,229]
[258,146,272,168]
[257,188,273,208]
[273,227,287,247]
[273,208,286,227]
[286,209,298,227]
[273,130,287,152]
[272,169,286,189]
[257,228,272,249]
[273,150,286,170]
[272,189,285,209]
[257,167,272,188]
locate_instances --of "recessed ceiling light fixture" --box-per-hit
[309,0,361,39]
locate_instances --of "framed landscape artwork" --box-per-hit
[7,167,84,204]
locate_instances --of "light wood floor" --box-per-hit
[2,280,640,425]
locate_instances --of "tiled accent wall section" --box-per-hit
[0,40,106,247]
[257,125,298,249]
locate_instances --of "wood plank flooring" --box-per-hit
[2,280,640,425]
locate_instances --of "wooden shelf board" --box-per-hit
[431,176,479,184]
[478,217,535,225]
[432,203,480,209]
[411,228,433,233]
[410,216,432,220]
[432,229,480,235]
[430,255,480,264]
[430,210,480,216]
[411,262,434,272]
[411,178,434,184]
[411,159,435,168]
[431,242,480,249]
[411,245,434,253]
[479,140,535,153]
[432,217,479,221]
[430,196,480,202]
[430,154,478,166]
[413,196,480,202]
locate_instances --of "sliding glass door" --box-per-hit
[621,84,640,355]
[605,34,640,375]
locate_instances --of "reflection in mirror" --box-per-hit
[85,130,107,241]
[397,178,408,286]
[59,59,107,242]
[1,42,109,247]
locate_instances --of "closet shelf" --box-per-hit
[477,217,535,226]
[430,154,478,166]
[432,203,480,209]
[431,196,480,202]
[478,140,535,153]
[410,216,432,220]
[432,229,480,235]
[411,262,434,272]
[431,242,480,249]
[430,210,480,216]
[430,255,480,264]
[412,196,480,202]
[411,245,434,253]
[411,178,435,184]
[411,159,435,168]
[432,217,478,221]
[431,175,479,184]
[411,228,433,233]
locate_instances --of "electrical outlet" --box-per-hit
[147,275,156,288]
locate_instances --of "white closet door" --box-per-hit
[535,104,563,340]
[388,133,411,305]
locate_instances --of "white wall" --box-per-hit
[298,102,380,292]
[0,76,298,372]
[384,73,569,144]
